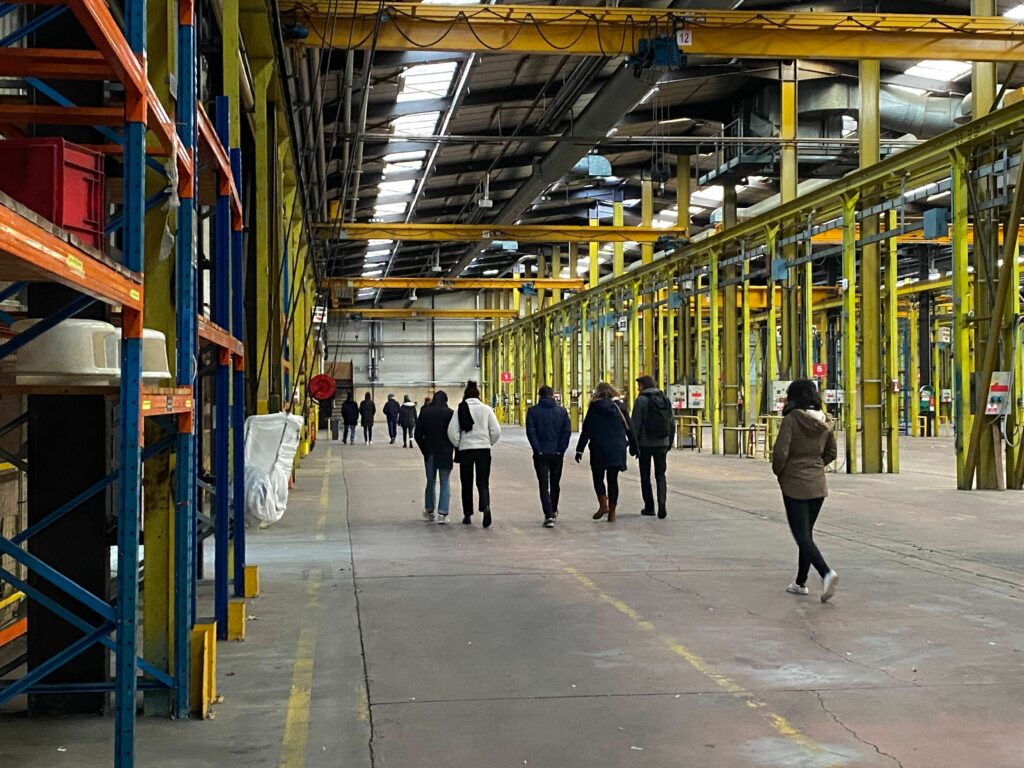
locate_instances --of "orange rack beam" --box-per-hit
[0,49,115,80]
[197,315,244,359]
[0,196,142,311]
[141,387,194,417]
[197,104,242,228]
[0,105,125,126]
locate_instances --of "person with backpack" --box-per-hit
[383,394,401,444]
[359,392,376,444]
[525,385,572,528]
[447,381,501,527]
[414,391,454,523]
[772,378,840,603]
[340,393,359,444]
[631,375,675,519]
[575,382,636,523]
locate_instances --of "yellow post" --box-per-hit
[885,209,900,473]
[841,194,859,472]
[589,216,599,288]
[780,64,798,379]
[952,150,972,487]
[722,186,739,454]
[641,180,655,377]
[709,251,721,454]
[254,58,273,413]
[742,259,752,425]
[629,283,640,403]
[908,302,920,437]
[860,59,883,473]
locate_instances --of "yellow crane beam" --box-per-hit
[282,2,1024,61]
[329,277,586,290]
[317,222,684,243]
[330,307,519,319]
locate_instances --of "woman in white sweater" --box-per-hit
[448,381,501,527]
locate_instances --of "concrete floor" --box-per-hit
[3,429,1024,767]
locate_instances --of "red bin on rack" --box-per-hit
[0,138,105,250]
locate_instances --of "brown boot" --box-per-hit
[607,498,617,522]
[592,495,609,520]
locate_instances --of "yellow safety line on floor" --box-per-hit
[560,563,843,767]
[278,570,322,768]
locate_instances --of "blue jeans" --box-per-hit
[424,455,451,515]
[343,424,356,443]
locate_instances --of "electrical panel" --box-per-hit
[985,372,1012,416]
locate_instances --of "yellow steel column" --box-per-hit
[780,64,798,379]
[695,276,705,391]
[589,216,599,288]
[842,194,859,472]
[885,210,900,473]
[536,252,547,311]
[581,299,590,402]
[860,59,883,473]
[568,242,578,281]
[722,186,739,454]
[909,303,920,437]
[765,226,780,386]
[742,259,752,425]
[1006,237,1021,482]
[952,150,972,487]
[641,180,655,376]
[677,156,692,384]
[613,203,627,393]
[543,315,553,388]
[253,58,273,413]
[629,283,640,403]
[709,251,721,454]
[612,202,625,276]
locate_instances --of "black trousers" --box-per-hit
[363,424,373,443]
[638,447,668,513]
[783,496,830,584]
[402,425,414,445]
[532,454,563,519]
[591,466,620,503]
[459,449,492,518]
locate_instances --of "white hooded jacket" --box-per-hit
[447,397,501,452]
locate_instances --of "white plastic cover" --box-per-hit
[244,412,305,525]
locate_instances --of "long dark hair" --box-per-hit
[783,378,822,415]
[458,381,481,431]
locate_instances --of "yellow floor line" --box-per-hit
[561,563,843,766]
[278,571,322,768]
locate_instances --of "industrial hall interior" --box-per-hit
[7,0,1024,766]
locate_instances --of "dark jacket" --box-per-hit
[414,392,455,469]
[383,398,401,423]
[526,397,572,456]
[631,387,674,450]
[771,408,837,500]
[359,399,376,426]
[341,398,359,426]
[399,402,417,428]
[575,398,636,471]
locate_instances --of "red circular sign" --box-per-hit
[308,374,336,400]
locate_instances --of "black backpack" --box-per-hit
[643,393,674,440]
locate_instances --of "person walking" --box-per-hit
[575,382,635,523]
[526,385,572,528]
[400,395,418,447]
[383,394,401,444]
[340,392,359,445]
[631,375,675,519]
[772,378,840,603]
[414,391,454,523]
[359,392,376,445]
[447,381,501,527]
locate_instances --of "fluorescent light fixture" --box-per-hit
[383,150,427,163]
[903,60,972,81]
[483,268,499,276]
[361,269,383,277]
[373,202,409,215]
[606,127,619,137]
[368,239,394,246]
[391,111,441,135]
[365,248,392,258]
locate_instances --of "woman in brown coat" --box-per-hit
[771,379,840,602]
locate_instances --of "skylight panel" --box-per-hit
[383,150,427,163]
[903,60,972,81]
[378,179,417,196]
[1005,3,1024,19]
[365,248,392,258]
[361,268,383,277]
[392,111,441,135]
[367,239,394,246]
[383,160,423,176]
[373,201,409,216]
[397,61,458,102]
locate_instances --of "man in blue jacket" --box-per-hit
[526,385,572,528]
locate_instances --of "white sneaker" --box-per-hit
[437,514,449,525]
[422,509,435,521]
[786,582,809,595]
[543,518,555,528]
[821,570,839,603]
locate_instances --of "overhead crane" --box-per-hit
[281,2,1024,61]
[329,277,586,291]
[332,307,519,319]
[318,222,685,243]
